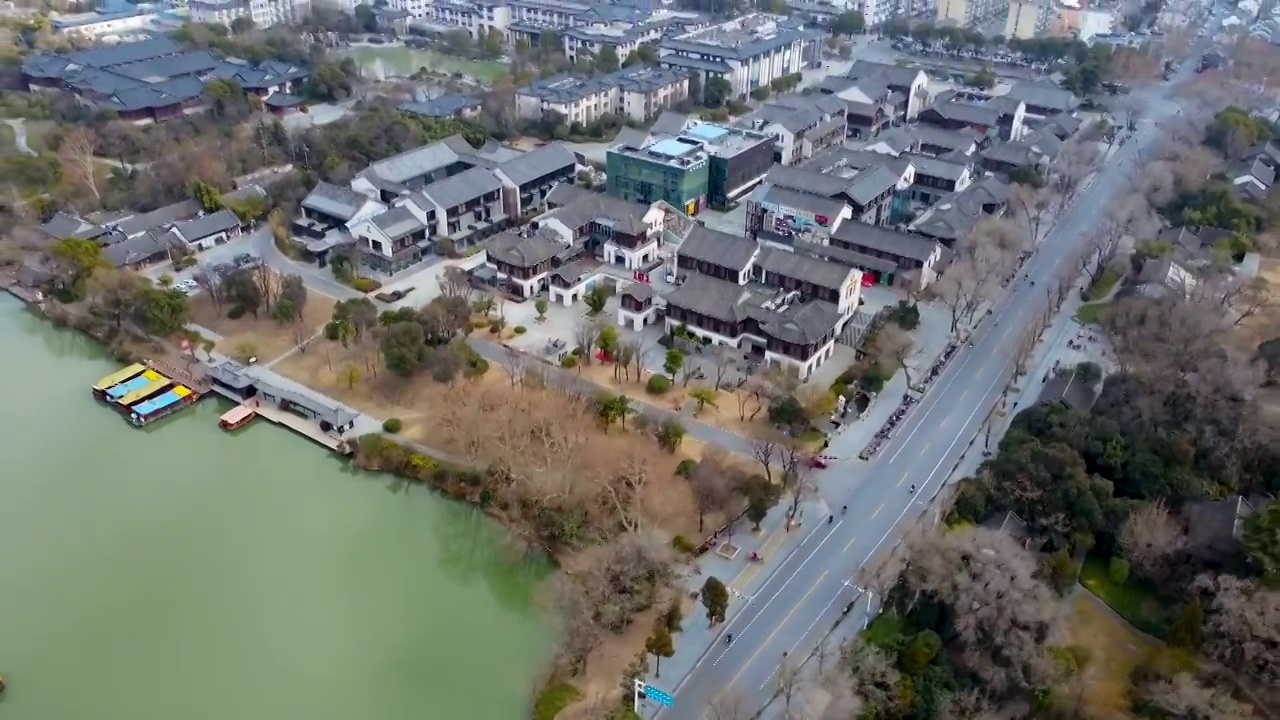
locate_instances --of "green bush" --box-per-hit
[227,305,247,320]
[561,355,578,369]
[1108,557,1130,585]
[472,320,488,329]
[352,277,381,293]
[323,321,341,341]
[646,375,671,394]
[514,325,527,334]
[382,417,403,434]
[671,534,697,554]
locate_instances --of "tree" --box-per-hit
[1193,574,1279,684]
[1136,672,1254,720]
[597,323,619,360]
[381,321,428,377]
[1167,596,1204,650]
[704,76,731,108]
[1013,182,1055,243]
[767,395,805,430]
[340,362,361,390]
[58,127,102,206]
[688,386,718,414]
[438,266,473,302]
[1242,502,1280,585]
[700,576,729,625]
[221,268,263,318]
[644,620,675,677]
[595,44,619,74]
[664,348,685,382]
[831,9,865,36]
[273,274,307,324]
[656,418,686,452]
[584,285,609,314]
[482,25,503,59]
[445,28,472,56]
[689,449,735,532]
[575,318,602,366]
[1119,500,1187,583]
[51,237,109,297]
[85,268,144,328]
[875,324,920,391]
[902,526,1059,694]
[135,287,190,336]
[534,297,549,322]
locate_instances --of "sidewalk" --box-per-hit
[647,496,828,690]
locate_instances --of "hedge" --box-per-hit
[646,375,671,395]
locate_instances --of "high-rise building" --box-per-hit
[1005,0,1050,38]
[935,0,1003,29]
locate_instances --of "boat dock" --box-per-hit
[91,360,210,427]
[204,360,357,454]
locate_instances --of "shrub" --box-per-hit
[671,535,697,554]
[646,375,671,394]
[382,417,403,434]
[488,322,501,334]
[1108,556,1130,585]
[352,277,381,293]
[514,325,527,334]
[323,321,341,341]
[561,355,578,369]
[472,320,488,329]
[227,305,247,320]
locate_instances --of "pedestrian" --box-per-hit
[909,484,916,494]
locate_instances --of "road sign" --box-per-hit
[644,683,674,708]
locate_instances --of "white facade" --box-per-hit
[514,71,688,125]
[53,11,158,38]
[660,316,840,381]
[190,0,310,28]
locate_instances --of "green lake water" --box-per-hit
[337,45,507,83]
[0,295,551,719]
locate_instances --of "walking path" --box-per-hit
[3,118,36,156]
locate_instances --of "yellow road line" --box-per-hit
[721,572,828,697]
[842,535,858,554]
[870,504,884,520]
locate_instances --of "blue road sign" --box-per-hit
[644,684,674,708]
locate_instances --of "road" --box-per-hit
[653,68,1195,720]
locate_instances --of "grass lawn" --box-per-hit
[1086,268,1122,301]
[1059,593,1160,719]
[1078,555,1176,638]
[532,682,582,720]
[1076,301,1109,325]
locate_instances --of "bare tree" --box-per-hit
[1051,139,1101,208]
[902,526,1059,695]
[751,434,778,483]
[251,264,280,315]
[875,324,920,391]
[1136,672,1255,720]
[631,334,651,384]
[1192,574,1280,685]
[1225,276,1274,326]
[932,261,981,334]
[840,637,901,714]
[438,266,474,301]
[614,341,636,382]
[193,263,225,315]
[503,344,526,389]
[776,657,804,715]
[1119,500,1187,583]
[1013,182,1055,244]
[711,344,737,390]
[689,448,736,533]
[574,318,602,366]
[59,128,102,206]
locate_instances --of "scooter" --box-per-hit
[725,633,733,646]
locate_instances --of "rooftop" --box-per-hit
[661,13,821,60]
[360,135,478,187]
[678,224,760,271]
[485,230,565,268]
[496,142,577,187]
[517,65,687,105]
[422,166,504,210]
[665,274,843,345]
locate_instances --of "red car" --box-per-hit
[808,455,836,469]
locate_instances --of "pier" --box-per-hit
[91,360,210,427]
[204,360,357,454]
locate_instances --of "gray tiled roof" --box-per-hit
[518,66,687,105]
[757,246,855,291]
[802,147,892,173]
[665,275,842,346]
[545,193,653,236]
[911,125,980,153]
[103,229,173,268]
[678,225,759,272]
[372,206,426,239]
[40,212,104,240]
[925,100,1002,127]
[846,60,926,89]
[983,140,1039,166]
[496,142,576,187]
[113,200,201,237]
[363,135,474,185]
[302,181,369,222]
[172,209,241,242]
[833,222,939,263]
[651,110,690,136]
[844,165,900,206]
[901,153,970,182]
[486,231,563,268]
[422,166,503,210]
[765,165,853,198]
[1005,80,1078,113]
[761,184,849,223]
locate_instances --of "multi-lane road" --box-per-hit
[656,68,1195,720]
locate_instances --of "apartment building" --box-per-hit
[738,94,848,166]
[515,66,689,125]
[658,14,822,102]
[190,0,310,27]
[935,0,1003,29]
[606,121,774,213]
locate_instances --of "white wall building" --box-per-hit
[190,0,311,28]
[658,14,820,102]
[515,65,689,124]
